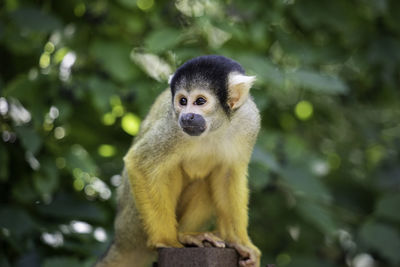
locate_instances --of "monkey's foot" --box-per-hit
[178,232,226,248]
[228,243,261,267]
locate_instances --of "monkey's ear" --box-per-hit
[227,73,256,110]
[168,74,174,85]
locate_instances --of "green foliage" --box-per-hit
[1,0,400,266]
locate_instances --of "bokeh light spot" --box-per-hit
[73,178,85,191]
[74,3,86,17]
[54,47,69,64]
[121,113,141,136]
[0,97,8,115]
[110,95,122,106]
[102,113,116,125]
[44,42,55,54]
[56,157,66,169]
[71,220,92,234]
[112,105,124,117]
[98,144,116,157]
[137,0,154,11]
[84,185,96,196]
[366,144,385,166]
[279,113,296,130]
[295,100,313,120]
[94,227,107,242]
[276,253,291,266]
[39,53,51,68]
[54,127,66,139]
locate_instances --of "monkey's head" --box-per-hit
[169,55,255,137]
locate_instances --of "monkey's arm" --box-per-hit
[209,163,261,266]
[123,90,184,248]
[124,139,183,248]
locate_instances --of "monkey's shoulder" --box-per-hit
[230,97,260,137]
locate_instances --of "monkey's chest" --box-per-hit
[180,138,235,179]
[181,157,216,180]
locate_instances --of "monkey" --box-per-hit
[95,55,261,267]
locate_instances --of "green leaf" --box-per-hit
[12,7,62,33]
[43,257,81,267]
[33,159,59,195]
[287,257,333,267]
[0,207,36,238]
[375,194,400,222]
[4,75,35,99]
[0,255,11,267]
[66,144,97,175]
[297,198,336,234]
[287,70,348,94]
[237,54,284,88]
[14,126,42,155]
[360,221,400,265]
[90,40,135,82]
[36,193,107,223]
[12,178,39,204]
[0,21,4,40]
[280,165,332,203]
[87,77,116,113]
[116,0,137,9]
[55,100,72,122]
[144,28,182,52]
[251,147,281,172]
[33,173,56,196]
[0,144,9,182]
[248,162,272,190]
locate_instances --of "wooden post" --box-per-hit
[155,247,275,267]
[156,247,239,267]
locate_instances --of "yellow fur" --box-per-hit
[96,84,261,267]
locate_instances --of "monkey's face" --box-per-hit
[173,89,221,137]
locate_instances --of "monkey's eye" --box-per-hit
[179,97,188,106]
[195,97,207,105]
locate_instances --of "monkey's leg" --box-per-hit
[209,166,261,267]
[95,242,155,267]
[128,168,184,248]
[95,176,156,267]
[177,180,224,248]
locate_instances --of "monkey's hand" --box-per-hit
[228,243,261,267]
[178,232,225,248]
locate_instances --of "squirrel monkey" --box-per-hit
[96,55,261,267]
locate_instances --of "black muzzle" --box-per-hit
[179,113,206,136]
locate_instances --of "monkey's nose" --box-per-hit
[179,113,206,136]
[183,113,195,121]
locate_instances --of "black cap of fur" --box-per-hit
[170,55,245,113]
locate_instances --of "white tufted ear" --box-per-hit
[168,74,174,85]
[227,73,256,110]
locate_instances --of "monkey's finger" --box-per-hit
[179,234,205,247]
[203,233,226,248]
[187,237,205,248]
[203,235,225,248]
[230,243,251,259]
[215,241,226,248]
[239,258,256,267]
[203,241,213,247]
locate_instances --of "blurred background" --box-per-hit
[1,0,400,266]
